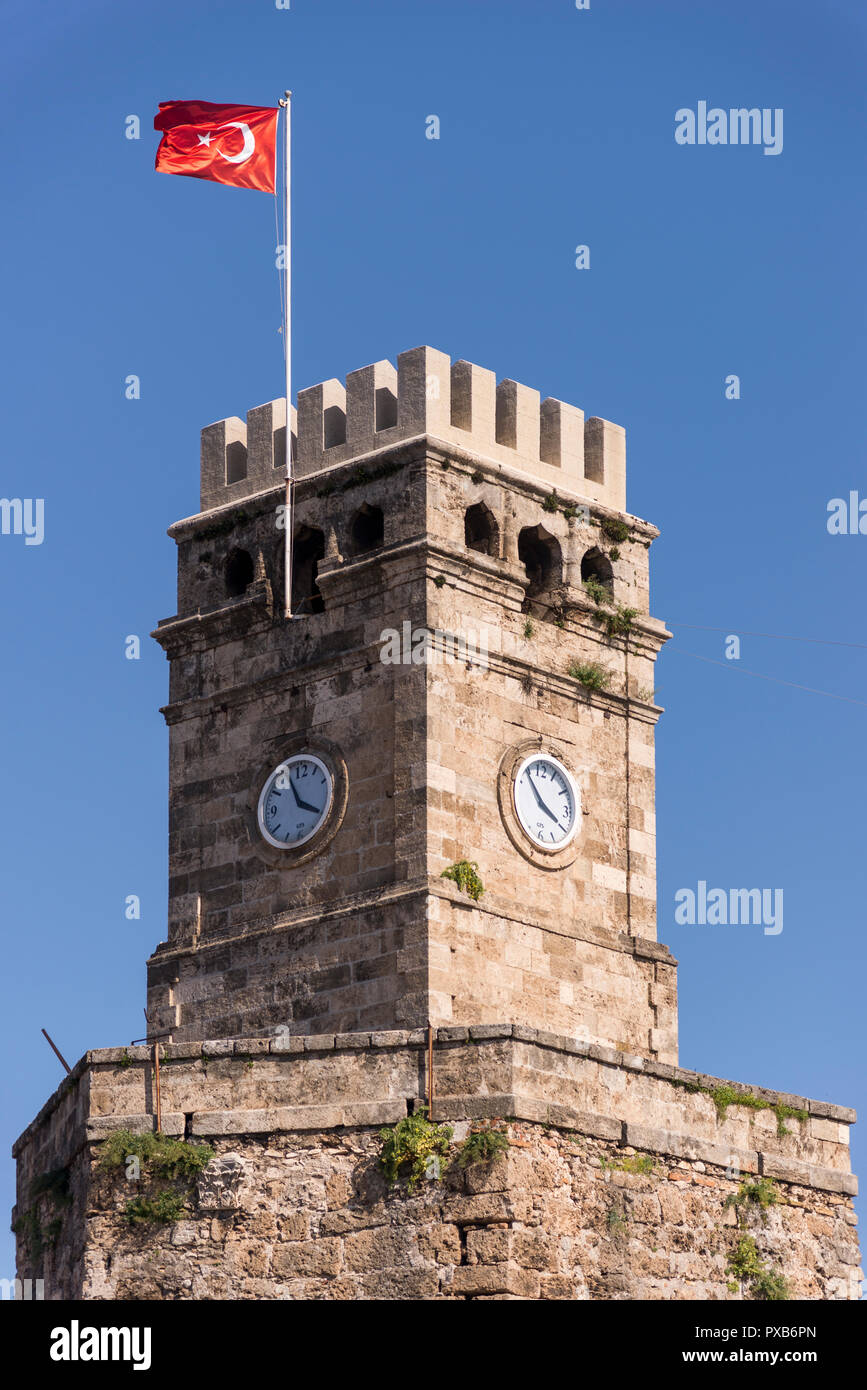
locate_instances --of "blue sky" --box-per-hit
[1,0,865,1278]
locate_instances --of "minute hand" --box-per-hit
[528,775,559,823]
[290,778,321,815]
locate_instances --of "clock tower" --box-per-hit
[15,346,860,1303]
[147,346,676,1062]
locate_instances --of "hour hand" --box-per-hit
[290,777,320,814]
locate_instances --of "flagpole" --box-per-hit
[281,90,293,619]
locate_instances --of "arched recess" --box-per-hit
[464,502,499,557]
[518,525,562,598]
[580,547,613,592]
[348,503,384,556]
[292,526,326,614]
[225,547,255,598]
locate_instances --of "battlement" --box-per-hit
[200,346,626,514]
[200,398,296,512]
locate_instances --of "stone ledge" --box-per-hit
[85,1113,185,1140]
[90,1046,151,1065]
[75,1099,856,1197]
[762,1152,858,1196]
[148,887,679,985]
[190,1101,407,1137]
[12,1024,857,1160]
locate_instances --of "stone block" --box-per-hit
[272,1239,341,1279]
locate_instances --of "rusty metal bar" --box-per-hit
[427,1021,434,1120]
[41,1028,71,1075]
[153,1040,162,1133]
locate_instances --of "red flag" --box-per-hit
[154,100,279,193]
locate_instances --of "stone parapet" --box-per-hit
[200,347,626,514]
[12,1028,859,1301]
[14,1027,855,1193]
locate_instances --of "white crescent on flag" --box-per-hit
[216,121,255,164]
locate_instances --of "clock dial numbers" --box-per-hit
[257,755,333,849]
[513,755,579,849]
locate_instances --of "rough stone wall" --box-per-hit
[27,1127,863,1303]
[13,1031,860,1301]
[157,454,429,949]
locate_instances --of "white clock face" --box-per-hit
[257,754,333,849]
[513,754,579,849]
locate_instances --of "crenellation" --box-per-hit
[346,359,398,443]
[450,358,496,438]
[246,398,287,478]
[200,400,297,511]
[540,396,584,473]
[584,415,625,496]
[495,378,540,458]
[204,347,627,513]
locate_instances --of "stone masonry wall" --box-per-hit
[13,1029,860,1301]
[147,882,678,1059]
[150,420,669,1047]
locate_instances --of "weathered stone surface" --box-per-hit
[13,1039,860,1301]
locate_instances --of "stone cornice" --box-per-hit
[146,877,675,976]
[166,435,660,543]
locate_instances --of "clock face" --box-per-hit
[513,754,579,849]
[257,754,333,849]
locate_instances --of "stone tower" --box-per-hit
[13,350,860,1301]
[147,345,676,1061]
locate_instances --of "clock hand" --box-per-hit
[528,775,559,823]
[290,776,321,815]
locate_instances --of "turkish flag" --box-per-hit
[154,100,279,193]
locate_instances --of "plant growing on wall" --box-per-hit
[378,1110,454,1192]
[726,1235,790,1301]
[99,1130,213,1180]
[582,577,613,607]
[725,1176,780,1225]
[457,1126,510,1168]
[568,661,611,692]
[441,860,484,901]
[601,518,630,544]
[596,604,638,640]
[13,1167,72,1261]
[673,1080,807,1137]
[124,1191,187,1225]
[98,1129,214,1226]
[601,1153,656,1176]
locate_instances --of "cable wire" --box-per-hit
[667,647,867,708]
